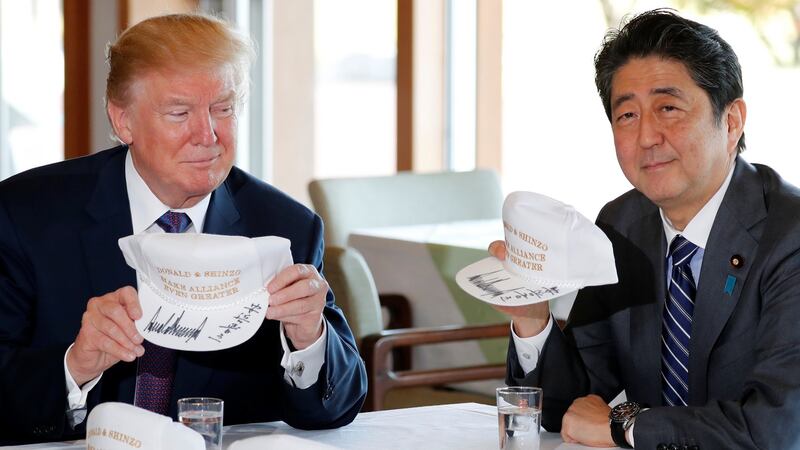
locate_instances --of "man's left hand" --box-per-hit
[266,264,327,350]
[561,394,615,447]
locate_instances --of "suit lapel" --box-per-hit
[689,159,764,404]
[202,180,243,235]
[629,208,667,408]
[81,149,136,299]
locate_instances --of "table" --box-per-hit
[6,403,616,449]
[348,220,576,395]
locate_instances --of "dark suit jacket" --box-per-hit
[508,157,800,449]
[0,146,367,445]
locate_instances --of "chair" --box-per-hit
[323,245,508,411]
[308,169,503,247]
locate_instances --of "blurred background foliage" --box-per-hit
[597,0,800,65]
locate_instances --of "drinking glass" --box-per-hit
[496,386,542,450]
[178,397,224,450]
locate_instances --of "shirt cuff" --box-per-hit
[280,320,327,389]
[627,421,635,448]
[64,344,103,426]
[511,315,553,375]
[626,408,646,448]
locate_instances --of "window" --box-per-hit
[313,0,397,179]
[0,0,63,180]
[445,0,477,171]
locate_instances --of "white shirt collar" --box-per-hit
[124,150,211,234]
[660,164,735,249]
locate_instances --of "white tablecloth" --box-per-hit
[6,403,616,450]
[348,220,576,395]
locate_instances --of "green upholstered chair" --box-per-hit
[323,245,507,411]
[308,169,504,247]
[323,246,383,341]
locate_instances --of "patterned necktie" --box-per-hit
[134,211,191,415]
[661,235,699,406]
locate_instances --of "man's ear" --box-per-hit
[725,98,746,154]
[107,101,134,145]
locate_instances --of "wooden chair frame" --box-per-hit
[361,322,509,411]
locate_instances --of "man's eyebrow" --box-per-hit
[652,86,685,99]
[161,97,192,108]
[159,91,236,107]
[611,86,686,112]
[611,93,635,112]
[212,91,236,104]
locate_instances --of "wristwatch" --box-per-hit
[609,401,640,449]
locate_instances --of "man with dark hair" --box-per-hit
[491,9,800,449]
[0,14,366,445]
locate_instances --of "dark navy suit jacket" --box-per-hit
[507,158,800,449]
[0,146,367,444]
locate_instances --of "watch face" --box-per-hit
[609,401,641,423]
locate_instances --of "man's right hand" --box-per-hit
[488,240,551,337]
[66,286,145,386]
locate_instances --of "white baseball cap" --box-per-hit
[118,233,293,351]
[87,402,204,450]
[456,191,617,306]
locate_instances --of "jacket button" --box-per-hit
[668,444,679,450]
[657,444,668,450]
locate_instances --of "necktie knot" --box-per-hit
[669,235,698,268]
[156,211,191,234]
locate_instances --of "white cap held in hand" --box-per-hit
[456,191,617,306]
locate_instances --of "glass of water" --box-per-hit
[178,397,224,450]
[496,386,542,450]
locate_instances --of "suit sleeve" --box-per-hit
[0,198,74,443]
[506,283,624,432]
[633,248,800,450]
[279,214,367,429]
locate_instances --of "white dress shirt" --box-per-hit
[65,151,327,423]
[510,165,735,446]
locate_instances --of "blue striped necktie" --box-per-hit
[661,234,699,406]
[134,211,191,415]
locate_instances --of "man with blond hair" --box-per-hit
[0,14,366,444]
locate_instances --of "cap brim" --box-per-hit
[455,257,579,306]
[135,275,269,352]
